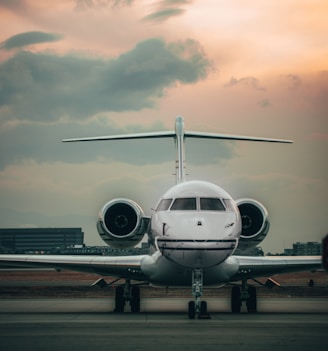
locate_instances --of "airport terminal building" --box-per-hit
[283,241,322,256]
[0,228,84,253]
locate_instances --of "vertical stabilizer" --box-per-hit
[174,116,186,184]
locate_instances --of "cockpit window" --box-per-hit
[200,198,225,211]
[156,198,172,211]
[223,199,237,212]
[170,198,197,211]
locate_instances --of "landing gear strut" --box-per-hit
[231,279,257,313]
[188,268,210,319]
[114,280,141,313]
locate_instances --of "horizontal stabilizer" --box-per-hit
[62,131,175,143]
[185,131,293,144]
[63,130,293,144]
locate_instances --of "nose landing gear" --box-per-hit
[188,268,210,319]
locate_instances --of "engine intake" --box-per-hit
[97,198,147,249]
[236,198,270,250]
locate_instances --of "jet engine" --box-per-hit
[97,198,148,249]
[235,198,270,251]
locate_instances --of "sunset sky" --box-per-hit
[0,0,327,253]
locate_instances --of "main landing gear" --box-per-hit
[112,277,257,316]
[231,279,257,313]
[188,268,210,319]
[114,280,141,313]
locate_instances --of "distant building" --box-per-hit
[235,246,264,256]
[0,228,84,253]
[283,241,322,256]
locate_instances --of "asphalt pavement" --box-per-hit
[0,298,327,351]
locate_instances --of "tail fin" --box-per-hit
[63,116,293,184]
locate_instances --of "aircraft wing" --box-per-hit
[0,254,322,285]
[0,254,148,281]
[231,255,322,281]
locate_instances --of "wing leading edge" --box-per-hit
[0,254,148,281]
[231,255,322,281]
[0,254,322,284]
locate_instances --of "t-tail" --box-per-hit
[62,115,293,184]
[174,116,186,183]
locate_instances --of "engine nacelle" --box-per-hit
[97,198,148,249]
[235,198,270,251]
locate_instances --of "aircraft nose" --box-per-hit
[191,214,238,242]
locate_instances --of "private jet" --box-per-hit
[0,116,321,318]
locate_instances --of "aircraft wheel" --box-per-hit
[200,301,208,315]
[246,286,257,313]
[130,286,141,313]
[188,301,196,319]
[114,286,125,313]
[198,300,211,319]
[231,286,241,313]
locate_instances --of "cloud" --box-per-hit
[0,119,168,168]
[257,99,271,108]
[143,0,193,23]
[143,8,185,22]
[0,31,63,50]
[75,0,135,10]
[159,0,191,3]
[0,37,211,123]
[0,35,218,169]
[0,117,234,169]
[284,74,302,90]
[224,76,266,91]
[0,0,26,11]
[308,132,328,141]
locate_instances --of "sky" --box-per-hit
[0,0,327,253]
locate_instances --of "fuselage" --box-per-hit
[150,180,241,270]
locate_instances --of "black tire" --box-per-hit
[114,286,125,313]
[130,286,141,313]
[131,286,140,298]
[246,286,257,313]
[188,301,195,319]
[198,301,211,319]
[130,299,140,313]
[200,301,208,315]
[231,286,241,313]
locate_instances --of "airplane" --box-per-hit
[0,116,322,318]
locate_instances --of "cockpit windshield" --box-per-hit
[222,199,237,212]
[156,198,172,211]
[156,197,232,212]
[200,198,225,211]
[170,198,197,211]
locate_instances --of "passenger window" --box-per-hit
[200,198,225,211]
[156,199,172,211]
[170,198,197,211]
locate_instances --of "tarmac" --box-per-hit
[0,298,327,351]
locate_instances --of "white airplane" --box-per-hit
[0,116,321,318]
